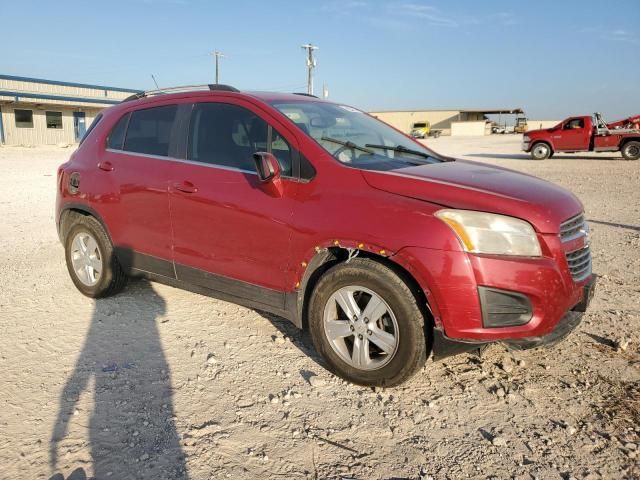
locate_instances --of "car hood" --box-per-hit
[525,127,554,137]
[361,159,583,233]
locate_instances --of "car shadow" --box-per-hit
[465,153,622,161]
[49,279,188,480]
[588,219,640,232]
[255,309,328,373]
[583,332,617,349]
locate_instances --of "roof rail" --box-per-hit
[122,84,240,102]
[293,92,318,98]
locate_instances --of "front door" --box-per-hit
[73,112,86,142]
[555,118,589,151]
[169,100,297,308]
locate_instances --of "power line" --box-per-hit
[301,43,318,96]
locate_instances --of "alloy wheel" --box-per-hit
[70,231,103,287]
[323,285,399,370]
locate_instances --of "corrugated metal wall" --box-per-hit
[0,77,133,102]
[0,76,136,145]
[369,110,463,136]
[451,120,492,136]
[0,105,100,145]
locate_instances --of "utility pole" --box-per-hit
[210,50,225,84]
[301,43,318,95]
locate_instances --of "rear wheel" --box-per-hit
[531,142,552,160]
[308,258,428,387]
[621,141,640,160]
[64,215,127,297]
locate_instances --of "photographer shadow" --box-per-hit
[49,279,187,480]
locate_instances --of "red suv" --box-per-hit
[56,85,595,386]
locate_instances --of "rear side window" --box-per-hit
[188,102,292,175]
[123,105,177,157]
[106,113,129,150]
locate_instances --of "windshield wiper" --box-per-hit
[365,144,432,159]
[321,136,374,155]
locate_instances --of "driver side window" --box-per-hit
[188,102,292,176]
[564,119,584,130]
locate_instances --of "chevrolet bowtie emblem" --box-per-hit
[580,227,591,246]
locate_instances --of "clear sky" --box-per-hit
[3,0,639,119]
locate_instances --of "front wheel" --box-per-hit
[621,141,640,160]
[308,258,428,387]
[531,142,552,160]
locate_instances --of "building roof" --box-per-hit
[369,108,524,115]
[0,74,141,93]
[0,89,122,105]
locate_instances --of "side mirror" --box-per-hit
[253,152,281,182]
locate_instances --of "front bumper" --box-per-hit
[504,273,596,349]
[432,275,596,359]
[522,140,530,152]
[394,241,594,339]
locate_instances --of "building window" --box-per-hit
[15,109,34,128]
[46,111,63,129]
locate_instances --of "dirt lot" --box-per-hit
[0,135,638,480]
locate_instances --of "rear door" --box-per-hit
[554,117,589,151]
[98,104,178,277]
[168,100,298,307]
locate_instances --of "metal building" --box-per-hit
[369,108,524,136]
[0,74,140,146]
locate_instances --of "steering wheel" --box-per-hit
[333,145,357,163]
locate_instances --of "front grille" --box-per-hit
[560,213,592,282]
[560,213,586,242]
[565,246,592,282]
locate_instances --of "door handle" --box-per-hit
[97,161,113,172]
[173,181,198,194]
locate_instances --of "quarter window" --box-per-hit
[123,105,177,157]
[107,113,130,150]
[46,111,63,129]
[188,103,292,176]
[15,109,33,128]
[80,113,103,145]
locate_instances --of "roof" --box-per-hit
[0,89,121,105]
[0,74,142,93]
[113,88,332,109]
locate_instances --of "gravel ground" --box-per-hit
[0,136,638,480]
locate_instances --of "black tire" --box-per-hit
[308,258,428,387]
[64,215,127,298]
[621,141,640,160]
[531,142,552,160]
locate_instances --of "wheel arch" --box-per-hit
[620,137,640,149]
[531,139,554,153]
[297,247,435,344]
[58,204,112,245]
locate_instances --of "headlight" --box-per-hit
[435,209,542,257]
[523,136,530,142]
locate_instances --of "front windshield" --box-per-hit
[270,101,446,171]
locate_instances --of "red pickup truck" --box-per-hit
[523,113,640,160]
